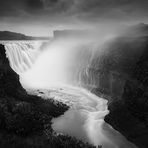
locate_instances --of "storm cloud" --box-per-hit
[0,0,148,35]
[0,0,148,18]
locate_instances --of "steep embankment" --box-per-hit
[109,42,148,148]
[0,44,96,148]
[89,34,148,147]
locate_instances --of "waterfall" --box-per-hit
[19,38,137,148]
[2,38,137,148]
[4,41,43,74]
[20,39,98,89]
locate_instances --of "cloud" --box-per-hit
[66,0,148,22]
[0,0,148,35]
[0,0,148,19]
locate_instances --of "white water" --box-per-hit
[51,86,136,148]
[20,39,97,89]
[4,41,44,73]
[3,40,137,148]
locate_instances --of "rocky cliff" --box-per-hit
[89,28,148,147]
[91,36,148,99]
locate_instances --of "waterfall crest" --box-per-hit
[4,41,43,74]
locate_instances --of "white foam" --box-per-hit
[51,86,137,148]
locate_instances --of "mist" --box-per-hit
[20,25,123,89]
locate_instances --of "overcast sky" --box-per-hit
[0,0,148,36]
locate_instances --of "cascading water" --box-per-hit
[20,39,98,89]
[3,39,137,148]
[4,41,43,73]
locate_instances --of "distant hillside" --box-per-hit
[0,31,49,40]
[53,29,89,39]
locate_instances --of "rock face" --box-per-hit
[0,44,24,97]
[89,30,148,147]
[120,46,148,148]
[91,36,147,99]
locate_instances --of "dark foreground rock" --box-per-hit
[114,47,148,148]
[0,44,97,148]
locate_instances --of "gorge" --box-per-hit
[0,24,148,148]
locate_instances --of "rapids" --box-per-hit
[38,86,137,148]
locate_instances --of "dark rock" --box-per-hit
[92,31,148,147]
[91,36,148,100]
